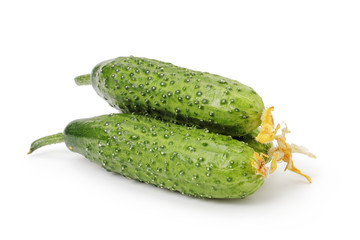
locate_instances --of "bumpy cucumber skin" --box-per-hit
[63,114,264,199]
[90,56,265,137]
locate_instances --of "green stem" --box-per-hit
[28,133,65,154]
[74,74,91,85]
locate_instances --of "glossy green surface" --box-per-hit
[78,56,265,137]
[63,114,265,199]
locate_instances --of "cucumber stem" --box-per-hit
[74,74,91,85]
[28,133,65,154]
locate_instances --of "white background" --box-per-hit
[1,0,359,239]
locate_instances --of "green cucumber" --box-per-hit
[75,56,265,137]
[29,113,267,199]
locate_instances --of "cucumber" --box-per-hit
[28,113,268,199]
[75,56,265,137]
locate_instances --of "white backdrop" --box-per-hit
[1,1,359,239]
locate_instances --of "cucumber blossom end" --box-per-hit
[255,107,316,183]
